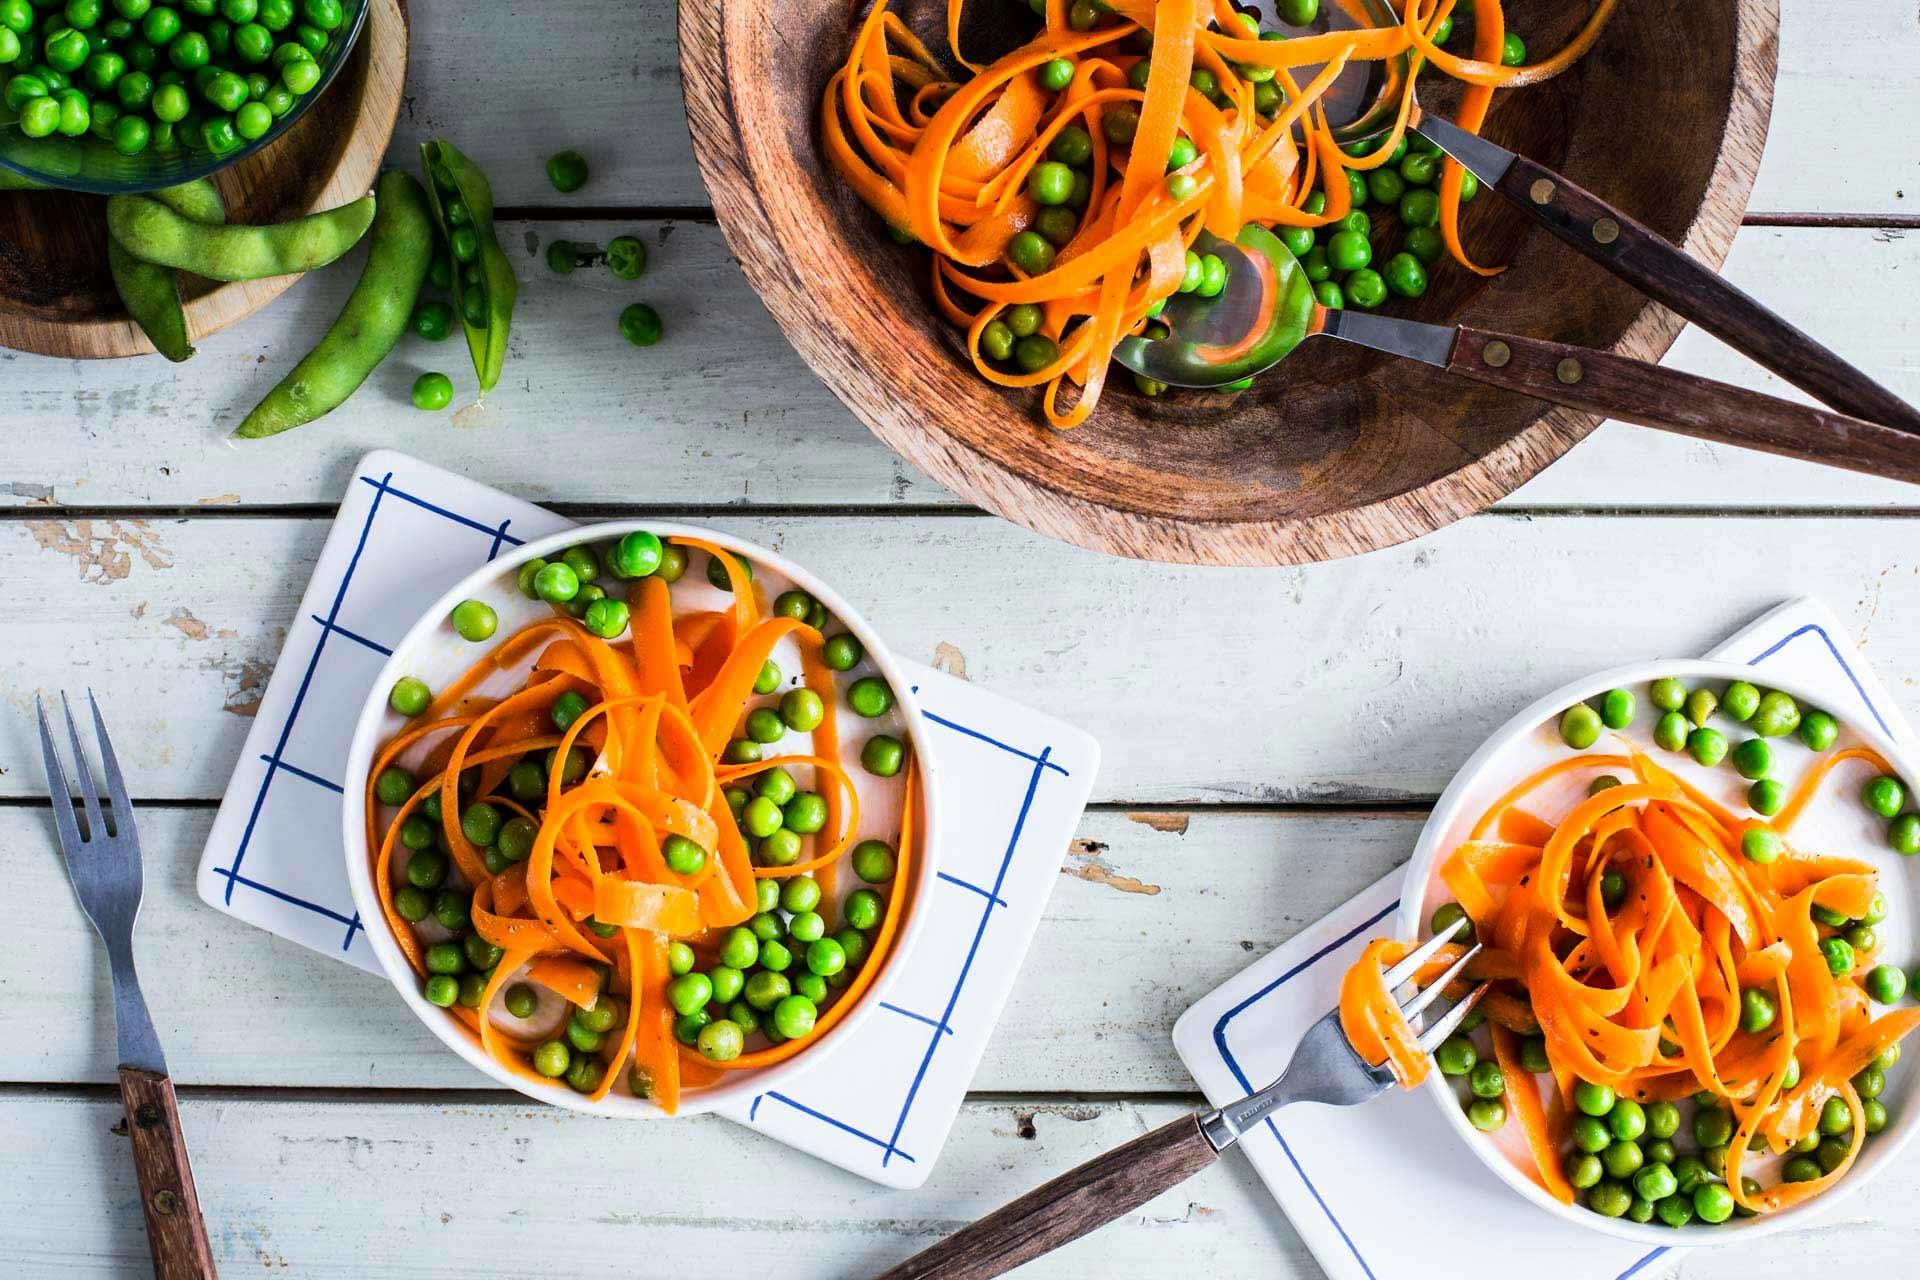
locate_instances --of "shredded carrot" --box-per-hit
[1340,736,1920,1215]
[824,0,1614,427]
[363,538,921,1111]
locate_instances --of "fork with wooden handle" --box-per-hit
[877,921,1481,1279]
[38,692,217,1280]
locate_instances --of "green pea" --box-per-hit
[836,928,870,969]
[742,707,784,745]
[1863,775,1906,818]
[1687,727,1728,767]
[533,561,580,604]
[545,149,588,193]
[619,303,663,347]
[1344,268,1387,309]
[1466,1098,1505,1132]
[1558,703,1602,749]
[1866,963,1906,1004]
[430,888,470,932]
[1781,1155,1821,1183]
[1312,281,1344,309]
[803,936,846,978]
[1013,333,1058,373]
[1365,167,1404,207]
[405,846,448,891]
[1460,1059,1501,1101]
[1570,1113,1610,1154]
[663,834,707,877]
[1427,901,1474,946]
[741,796,782,840]
[838,840,895,887]
[392,883,430,922]
[1864,1099,1888,1135]
[1434,1035,1475,1076]
[1633,1162,1676,1203]
[1811,902,1850,928]
[1742,778,1784,816]
[1793,710,1838,752]
[750,768,794,809]
[1299,245,1333,282]
[712,926,755,971]
[1752,691,1800,737]
[1325,228,1371,273]
[1647,678,1685,712]
[1598,1098,1643,1142]
[388,676,432,717]
[780,688,826,733]
[1573,1080,1615,1117]
[1027,159,1076,207]
[758,827,801,866]
[1636,1100,1676,1140]
[708,965,744,1006]
[749,661,782,697]
[771,994,817,1040]
[862,735,904,777]
[1601,1140,1643,1180]
[421,939,463,976]
[692,1019,740,1063]
[655,544,687,584]
[671,1010,711,1047]
[1379,251,1426,299]
[843,675,895,719]
[759,939,794,974]
[1875,1043,1902,1071]
[582,597,629,639]
[1566,1153,1602,1190]
[1195,253,1228,298]
[1821,936,1855,977]
[1741,827,1782,864]
[1680,688,1715,728]
[1853,1064,1886,1100]
[421,974,459,1007]
[1588,776,1622,799]
[1692,1181,1734,1225]
[1848,924,1877,953]
[784,791,828,835]
[1048,124,1092,166]
[1736,987,1777,1034]
[667,972,712,1017]
[1520,1036,1550,1074]
[1500,31,1526,65]
[1889,813,1920,855]
[743,970,790,1012]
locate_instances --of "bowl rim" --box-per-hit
[0,0,370,194]
[1397,655,1920,1244]
[340,519,944,1118]
[679,0,1779,566]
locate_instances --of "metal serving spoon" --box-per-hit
[1249,0,1920,434]
[1114,226,1920,485]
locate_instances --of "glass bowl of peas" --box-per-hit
[1397,657,1920,1243]
[0,0,367,194]
[340,519,945,1118]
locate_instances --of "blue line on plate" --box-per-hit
[308,615,393,656]
[258,754,343,795]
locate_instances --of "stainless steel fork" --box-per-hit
[878,919,1484,1280]
[38,692,216,1280]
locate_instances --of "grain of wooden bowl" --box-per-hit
[682,0,1778,566]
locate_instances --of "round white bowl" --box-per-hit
[1398,657,1920,1244]
[342,521,942,1117]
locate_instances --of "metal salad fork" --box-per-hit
[878,919,1483,1280]
[37,692,217,1280]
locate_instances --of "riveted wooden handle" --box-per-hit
[1493,153,1920,435]
[117,1067,217,1280]
[1448,327,1920,486]
[876,1114,1217,1280]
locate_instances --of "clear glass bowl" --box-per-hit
[0,0,368,195]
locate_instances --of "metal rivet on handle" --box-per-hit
[1482,341,1511,368]
[1592,218,1620,245]
[153,1190,179,1217]
[1556,358,1585,384]
[1529,178,1555,205]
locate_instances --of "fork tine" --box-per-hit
[1379,914,1468,990]
[59,691,106,839]
[1416,983,1489,1055]
[87,691,129,835]
[35,696,85,857]
[1397,943,1481,1024]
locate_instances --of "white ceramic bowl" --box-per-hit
[1398,658,1920,1244]
[342,521,941,1117]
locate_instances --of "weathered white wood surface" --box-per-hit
[386,0,1919,214]
[2,510,1915,804]
[5,807,1410,1091]
[0,224,1914,511]
[6,1,1920,1276]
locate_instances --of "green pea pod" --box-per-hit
[419,139,515,392]
[105,191,376,282]
[234,170,435,439]
[107,179,226,362]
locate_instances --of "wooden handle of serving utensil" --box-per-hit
[118,1067,217,1280]
[875,1114,1217,1280]
[1491,153,1920,435]
[1448,327,1920,485]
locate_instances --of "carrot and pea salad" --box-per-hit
[823,0,1615,426]
[1343,680,1920,1226]
[364,532,915,1111]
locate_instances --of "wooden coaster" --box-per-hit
[0,0,408,360]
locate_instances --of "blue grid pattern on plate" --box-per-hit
[210,471,523,955]
[215,461,1077,1169]
[1201,621,1899,1280]
[750,718,1070,1168]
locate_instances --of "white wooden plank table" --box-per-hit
[2,0,1919,1274]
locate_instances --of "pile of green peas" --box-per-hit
[1,0,350,156]
[1560,677,1920,857]
[1431,976,1905,1227]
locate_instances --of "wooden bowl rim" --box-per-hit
[0,0,408,361]
[682,0,1781,565]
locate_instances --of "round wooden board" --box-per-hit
[682,0,1779,566]
[0,0,408,360]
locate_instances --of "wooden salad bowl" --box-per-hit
[683,0,1779,565]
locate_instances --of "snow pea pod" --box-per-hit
[105,190,375,281]
[420,138,514,392]
[107,178,225,362]
[234,170,433,439]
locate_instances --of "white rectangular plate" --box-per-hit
[195,449,1099,1188]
